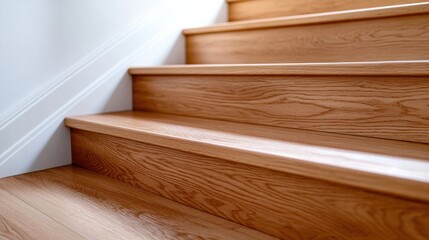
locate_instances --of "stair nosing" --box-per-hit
[128,60,429,76]
[184,2,429,35]
[65,112,429,202]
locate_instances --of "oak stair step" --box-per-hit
[227,0,428,21]
[0,166,275,240]
[130,61,429,144]
[65,111,429,201]
[65,111,429,239]
[184,3,429,64]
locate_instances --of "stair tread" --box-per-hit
[184,2,429,35]
[65,111,429,202]
[129,60,429,76]
[227,0,429,21]
[0,166,275,240]
[130,61,429,144]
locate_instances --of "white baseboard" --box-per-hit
[0,11,182,178]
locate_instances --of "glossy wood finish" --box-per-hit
[65,112,429,202]
[0,166,275,240]
[0,188,82,240]
[186,3,429,35]
[185,3,429,64]
[129,61,429,76]
[228,0,428,21]
[71,129,429,240]
[131,70,429,144]
[188,2,429,35]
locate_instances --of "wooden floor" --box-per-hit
[0,166,276,240]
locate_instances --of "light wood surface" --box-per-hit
[228,0,428,21]
[185,3,429,64]
[65,111,429,202]
[129,61,429,76]
[0,166,275,240]
[0,187,83,240]
[132,72,429,144]
[71,129,429,240]
[185,3,429,34]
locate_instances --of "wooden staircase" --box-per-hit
[53,0,429,239]
[186,2,429,64]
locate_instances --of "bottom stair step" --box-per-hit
[65,111,429,240]
[0,166,275,240]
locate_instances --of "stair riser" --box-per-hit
[186,13,429,64]
[228,0,427,21]
[71,129,429,240]
[133,75,429,144]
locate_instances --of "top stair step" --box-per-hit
[228,0,428,21]
[185,3,429,64]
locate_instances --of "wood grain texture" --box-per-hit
[129,61,429,76]
[132,74,429,144]
[0,166,275,240]
[185,3,429,34]
[185,5,429,63]
[64,112,429,202]
[0,187,83,240]
[71,129,429,240]
[228,0,428,21]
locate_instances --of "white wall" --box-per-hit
[0,0,227,178]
